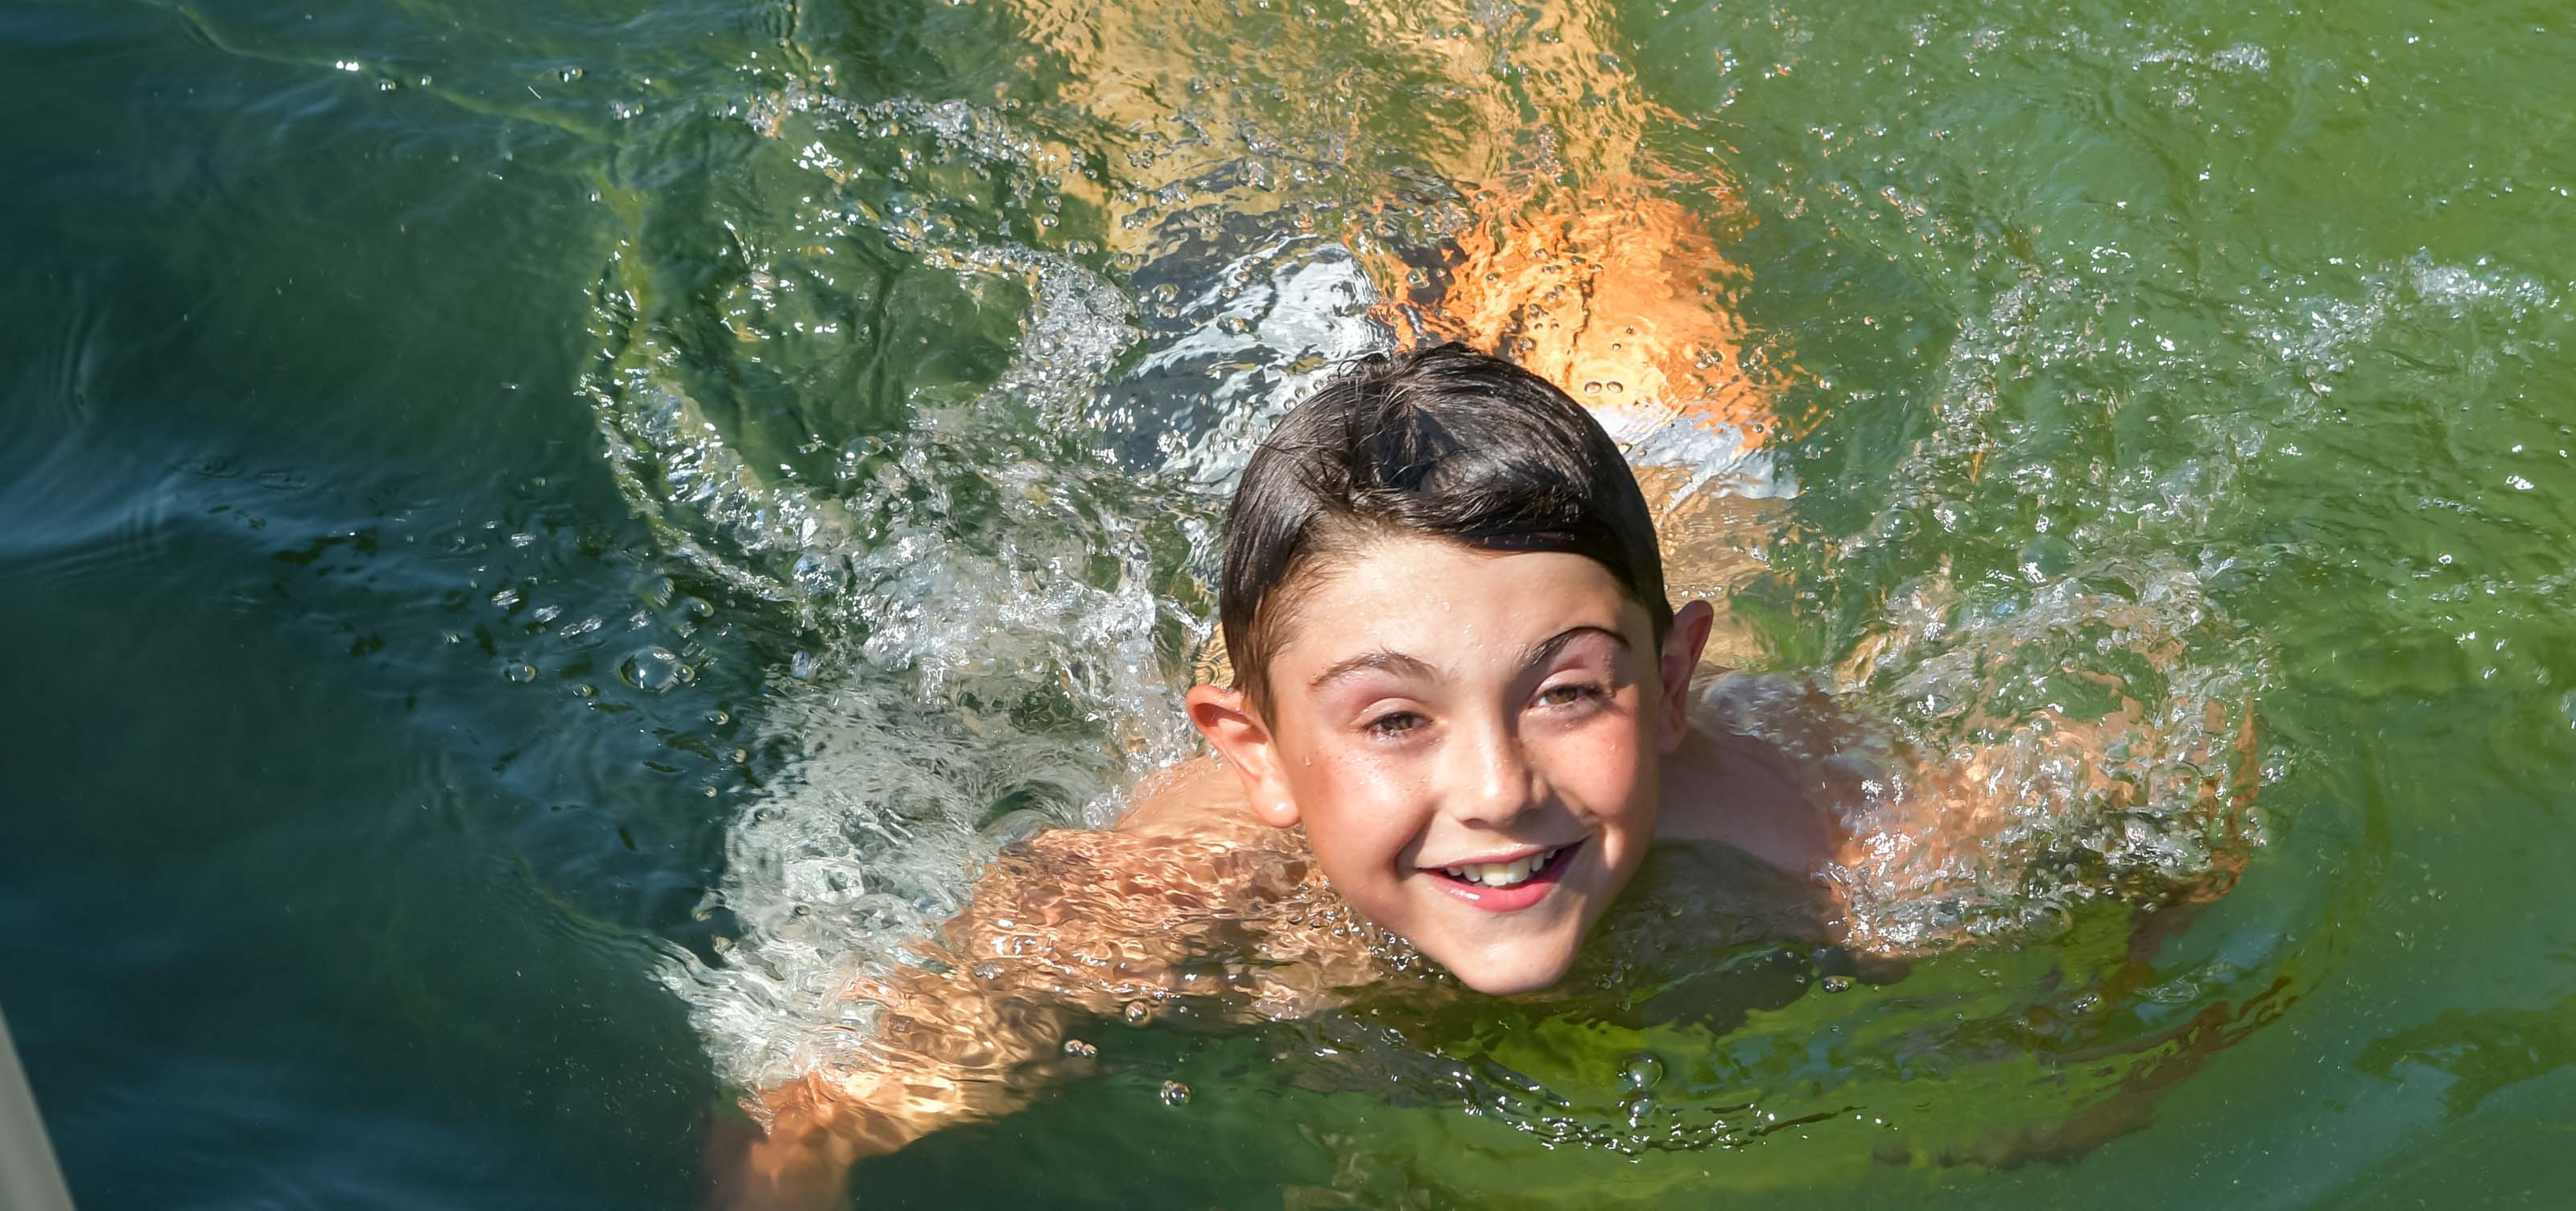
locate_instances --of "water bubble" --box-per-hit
[1620,1052,1666,1090]
[502,662,538,684]
[1821,974,1856,994]
[620,647,692,692]
[1062,1038,1097,1057]
[1123,1000,1154,1025]
[1158,1080,1191,1106]
[2018,534,2074,581]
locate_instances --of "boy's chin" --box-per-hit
[1435,944,1579,996]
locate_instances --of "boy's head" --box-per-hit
[1187,345,1713,995]
[1216,344,1674,713]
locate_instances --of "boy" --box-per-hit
[713,345,2252,1205]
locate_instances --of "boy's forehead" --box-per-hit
[1267,535,1645,672]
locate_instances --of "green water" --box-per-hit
[4,0,2572,1205]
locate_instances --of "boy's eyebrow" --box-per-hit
[1304,627,1630,692]
[1520,625,1632,667]
[1307,649,1438,691]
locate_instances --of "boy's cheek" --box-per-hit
[1286,775,1415,878]
[1542,730,1656,817]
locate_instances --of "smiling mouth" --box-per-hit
[1419,841,1582,912]
[1430,845,1570,889]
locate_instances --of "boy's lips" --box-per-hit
[1419,840,1581,912]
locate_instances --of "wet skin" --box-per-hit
[723,538,2240,1201]
[1187,534,1822,994]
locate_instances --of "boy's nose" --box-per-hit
[1443,721,1546,828]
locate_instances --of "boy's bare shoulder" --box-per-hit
[964,754,1311,928]
[1109,754,1261,841]
[918,755,1372,1018]
[1657,672,1866,877]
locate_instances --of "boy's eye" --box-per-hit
[1535,682,1605,709]
[1364,710,1427,738]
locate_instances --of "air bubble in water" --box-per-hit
[620,647,692,692]
[1158,1080,1191,1106]
[502,662,539,684]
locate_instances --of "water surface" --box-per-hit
[3,0,2572,1206]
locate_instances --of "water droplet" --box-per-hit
[1583,381,1603,395]
[621,647,691,692]
[1620,1052,1666,1089]
[1158,1080,1191,1106]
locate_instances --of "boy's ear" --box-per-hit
[1185,683,1301,829]
[1655,599,1715,752]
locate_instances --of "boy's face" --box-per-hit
[1189,535,1707,994]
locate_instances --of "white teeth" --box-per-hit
[1436,846,1560,887]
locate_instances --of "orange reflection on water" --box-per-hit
[1002,0,1779,444]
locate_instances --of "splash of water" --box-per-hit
[590,0,2333,1124]
[582,56,1418,1084]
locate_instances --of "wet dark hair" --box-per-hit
[1219,342,1670,712]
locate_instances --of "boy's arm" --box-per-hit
[716,965,1079,1209]
[1826,700,2263,957]
[712,758,1306,1208]
[710,892,1088,1208]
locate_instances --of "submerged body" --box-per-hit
[721,528,2250,1203]
[728,683,1840,1204]
[696,9,2252,1201]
